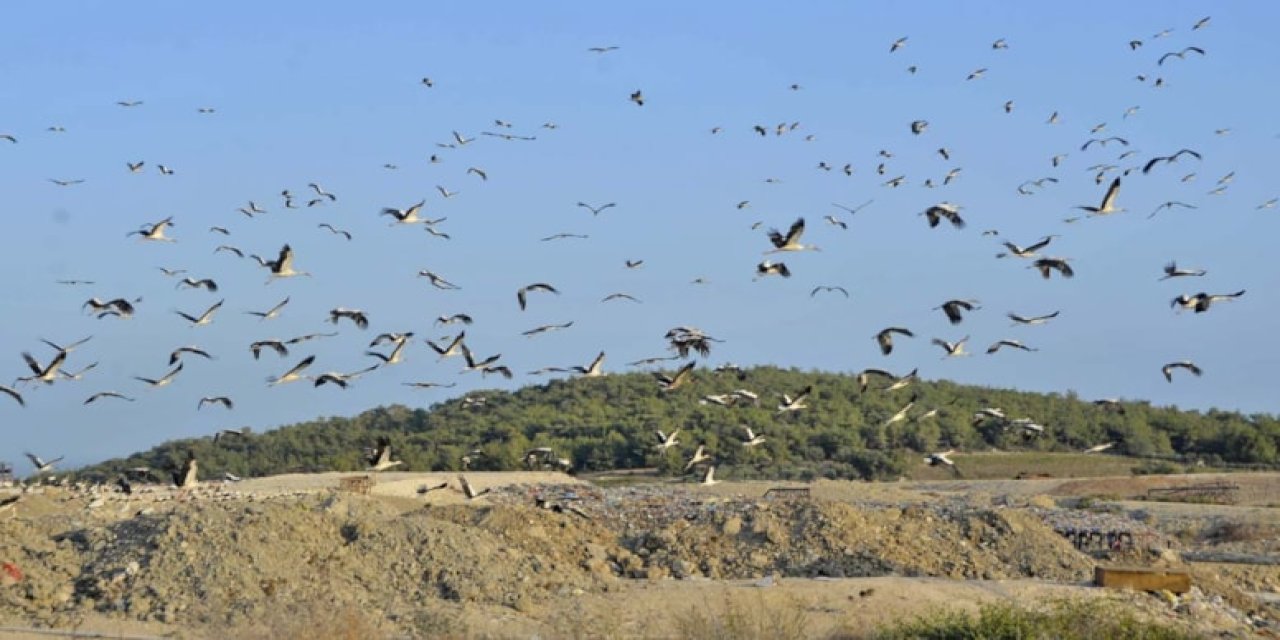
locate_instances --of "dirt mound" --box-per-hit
[50,494,622,628]
[614,499,1093,582]
[0,484,1098,635]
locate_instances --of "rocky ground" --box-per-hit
[1,471,1278,638]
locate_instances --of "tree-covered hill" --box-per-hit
[74,366,1279,482]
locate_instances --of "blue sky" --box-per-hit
[2,2,1277,469]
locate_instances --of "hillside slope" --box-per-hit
[75,366,1279,481]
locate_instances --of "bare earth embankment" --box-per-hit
[2,469,1279,638]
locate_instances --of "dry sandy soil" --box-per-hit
[1,470,1278,638]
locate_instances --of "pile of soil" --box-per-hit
[0,484,1101,635]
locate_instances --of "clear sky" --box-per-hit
[2,1,1277,469]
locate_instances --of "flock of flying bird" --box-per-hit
[2,13,1271,486]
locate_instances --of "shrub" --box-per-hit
[864,598,1201,640]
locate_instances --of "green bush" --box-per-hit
[866,599,1202,640]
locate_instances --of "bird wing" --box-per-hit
[0,385,23,406]
[1025,236,1054,253]
[783,218,806,245]
[21,352,44,375]
[274,245,294,272]
[1100,178,1121,210]
[282,355,316,378]
[267,297,291,315]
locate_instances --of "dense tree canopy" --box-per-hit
[74,366,1280,482]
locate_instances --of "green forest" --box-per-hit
[74,366,1280,482]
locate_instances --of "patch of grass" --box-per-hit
[859,598,1201,640]
[670,592,811,640]
[1132,461,1186,476]
[223,600,389,640]
[1203,520,1278,544]
[913,452,1145,481]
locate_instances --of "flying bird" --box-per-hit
[740,427,766,447]
[577,202,616,216]
[875,327,914,356]
[986,339,1037,354]
[1162,361,1202,383]
[934,299,980,325]
[1031,258,1074,279]
[922,203,965,229]
[83,391,133,405]
[459,344,502,373]
[883,395,918,426]
[246,297,291,321]
[318,223,352,240]
[314,364,381,388]
[15,350,68,386]
[1159,261,1207,280]
[832,200,874,216]
[810,286,849,298]
[777,385,812,413]
[655,360,696,391]
[755,260,791,278]
[175,277,218,293]
[168,346,213,365]
[127,216,176,242]
[765,218,819,253]
[175,299,224,326]
[25,453,65,473]
[654,429,681,452]
[931,336,970,358]
[426,332,467,360]
[402,381,457,390]
[1075,177,1124,215]
[172,452,198,488]
[822,215,847,230]
[1142,149,1202,174]
[517,283,559,310]
[327,307,369,329]
[1083,442,1117,454]
[269,355,316,386]
[418,270,461,290]
[83,297,137,319]
[134,363,184,388]
[684,444,712,470]
[1008,311,1060,326]
[366,437,404,472]
[260,245,311,281]
[571,351,607,377]
[435,313,474,326]
[197,396,234,410]
[1148,201,1198,219]
[1158,46,1206,65]
[1080,137,1129,151]
[457,474,490,499]
[1171,290,1245,313]
[996,236,1056,259]
[382,200,428,224]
